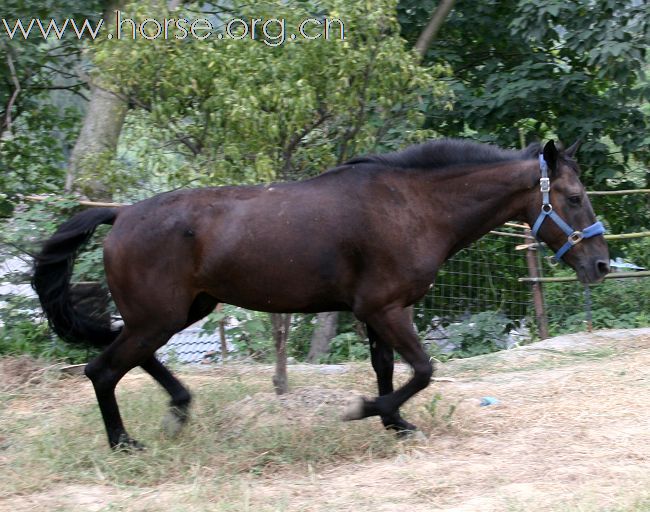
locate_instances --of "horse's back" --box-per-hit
[103,178,369,313]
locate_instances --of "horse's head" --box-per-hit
[527,140,610,284]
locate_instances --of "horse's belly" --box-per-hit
[205,276,348,313]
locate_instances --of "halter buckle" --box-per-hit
[541,203,553,214]
[568,231,583,245]
[540,177,550,193]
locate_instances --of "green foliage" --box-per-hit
[202,305,273,361]
[327,332,368,363]
[622,237,650,269]
[423,309,523,362]
[92,0,449,189]
[287,313,316,361]
[0,0,104,210]
[591,192,650,241]
[445,311,516,358]
[0,293,94,363]
[398,0,649,190]
[0,104,82,215]
[424,392,458,426]
[414,234,530,334]
[549,299,650,334]
[202,307,368,363]
[0,293,50,355]
[1,197,107,283]
[545,276,650,336]
[201,307,368,363]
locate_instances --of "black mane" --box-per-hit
[346,138,541,170]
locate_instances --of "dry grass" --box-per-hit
[1,328,650,511]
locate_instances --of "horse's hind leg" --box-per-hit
[85,291,219,449]
[84,326,179,450]
[140,293,219,438]
[367,325,417,433]
[140,356,192,438]
[84,331,141,450]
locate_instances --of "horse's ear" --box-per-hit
[565,139,581,158]
[543,140,559,173]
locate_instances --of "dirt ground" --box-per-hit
[2,327,650,512]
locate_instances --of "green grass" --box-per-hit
[1,366,400,497]
[4,341,649,512]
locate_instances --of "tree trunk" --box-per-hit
[271,313,291,395]
[65,0,128,201]
[307,311,338,363]
[65,84,127,201]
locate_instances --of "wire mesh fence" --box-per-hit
[540,275,650,336]
[413,231,533,337]
[414,227,649,346]
[533,235,649,337]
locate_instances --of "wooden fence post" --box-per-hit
[525,229,549,339]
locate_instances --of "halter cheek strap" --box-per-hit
[531,154,605,261]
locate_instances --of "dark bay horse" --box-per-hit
[33,138,609,449]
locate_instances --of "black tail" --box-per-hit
[32,208,120,347]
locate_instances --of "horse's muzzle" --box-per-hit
[579,258,610,284]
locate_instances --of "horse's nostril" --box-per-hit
[596,260,610,276]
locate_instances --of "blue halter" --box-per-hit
[531,154,605,261]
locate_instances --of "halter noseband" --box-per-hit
[531,154,605,261]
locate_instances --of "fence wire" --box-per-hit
[413,232,532,333]
[537,236,649,336]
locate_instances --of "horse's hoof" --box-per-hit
[383,416,417,433]
[381,415,425,439]
[341,396,366,421]
[113,433,146,452]
[162,407,188,438]
[396,429,427,441]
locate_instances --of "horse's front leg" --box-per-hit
[367,324,417,433]
[344,306,433,431]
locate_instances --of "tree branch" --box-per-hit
[29,83,89,100]
[172,134,202,156]
[3,46,21,135]
[86,77,206,158]
[281,107,330,178]
[336,47,380,164]
[414,0,456,57]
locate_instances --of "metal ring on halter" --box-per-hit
[569,231,584,245]
[545,254,559,266]
[542,203,553,213]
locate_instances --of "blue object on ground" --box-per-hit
[480,396,500,406]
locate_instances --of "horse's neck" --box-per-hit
[419,160,536,251]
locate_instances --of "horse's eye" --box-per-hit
[568,195,582,206]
